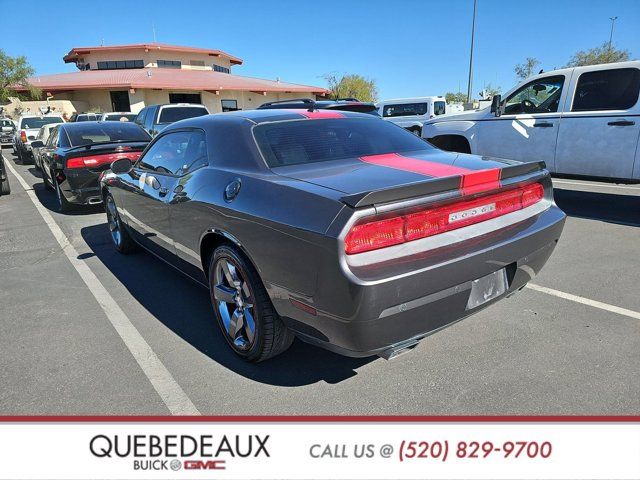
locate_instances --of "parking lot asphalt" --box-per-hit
[1,149,639,415]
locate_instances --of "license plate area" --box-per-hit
[466,268,508,310]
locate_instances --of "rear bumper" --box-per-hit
[59,169,103,205]
[277,203,566,357]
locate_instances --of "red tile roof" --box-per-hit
[63,42,243,65]
[22,68,328,95]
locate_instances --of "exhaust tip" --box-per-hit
[378,341,419,360]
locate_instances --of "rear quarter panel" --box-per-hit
[169,167,346,297]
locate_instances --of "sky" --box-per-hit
[1,0,639,100]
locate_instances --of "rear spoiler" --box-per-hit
[340,161,546,208]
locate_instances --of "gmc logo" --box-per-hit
[184,460,226,470]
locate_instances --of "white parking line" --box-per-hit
[3,155,200,415]
[527,283,640,321]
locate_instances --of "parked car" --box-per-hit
[377,96,448,135]
[32,123,61,171]
[0,154,10,195]
[34,121,150,212]
[258,98,380,115]
[13,115,65,164]
[100,109,565,362]
[134,103,209,137]
[69,112,101,122]
[1,118,16,147]
[423,61,640,182]
[99,112,137,122]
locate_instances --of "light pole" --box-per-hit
[466,0,477,104]
[608,16,618,53]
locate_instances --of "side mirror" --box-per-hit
[31,140,44,148]
[490,94,502,117]
[110,158,133,174]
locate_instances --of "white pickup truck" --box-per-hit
[422,61,640,181]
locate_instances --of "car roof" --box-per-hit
[171,109,379,129]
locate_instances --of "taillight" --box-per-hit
[20,130,27,142]
[66,152,141,169]
[344,183,545,255]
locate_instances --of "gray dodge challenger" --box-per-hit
[100,109,565,362]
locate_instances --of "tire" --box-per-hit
[16,148,23,164]
[104,193,138,254]
[0,176,10,196]
[55,179,74,213]
[209,245,294,362]
[410,127,422,136]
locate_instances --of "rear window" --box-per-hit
[65,123,151,147]
[254,118,434,167]
[77,114,99,121]
[158,106,208,124]
[382,103,428,117]
[572,68,640,111]
[104,114,137,122]
[20,117,64,129]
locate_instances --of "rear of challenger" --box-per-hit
[252,112,565,358]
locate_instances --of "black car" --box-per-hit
[34,121,150,212]
[101,109,565,362]
[0,155,10,195]
[258,98,380,116]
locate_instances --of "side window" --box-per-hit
[135,108,147,126]
[137,131,193,175]
[572,68,640,112]
[382,103,428,117]
[434,101,446,115]
[175,130,208,176]
[46,127,58,147]
[504,76,565,115]
[144,107,157,130]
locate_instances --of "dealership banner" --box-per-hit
[0,419,638,479]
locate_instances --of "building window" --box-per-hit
[97,60,144,70]
[158,59,182,69]
[221,99,238,112]
[190,60,205,67]
[213,64,230,74]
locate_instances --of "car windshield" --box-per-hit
[20,117,64,129]
[158,107,208,124]
[65,123,150,147]
[254,118,435,167]
[104,114,137,122]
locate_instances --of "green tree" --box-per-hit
[564,42,631,67]
[514,57,541,80]
[0,50,40,102]
[323,73,378,102]
[445,92,467,104]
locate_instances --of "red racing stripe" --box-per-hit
[360,153,501,195]
[299,110,345,119]
[461,169,501,195]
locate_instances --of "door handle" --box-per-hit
[533,122,554,128]
[607,120,635,126]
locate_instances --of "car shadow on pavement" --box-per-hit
[80,223,376,386]
[33,181,104,216]
[553,188,640,227]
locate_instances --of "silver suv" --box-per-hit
[134,103,209,137]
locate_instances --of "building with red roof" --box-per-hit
[16,42,328,114]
